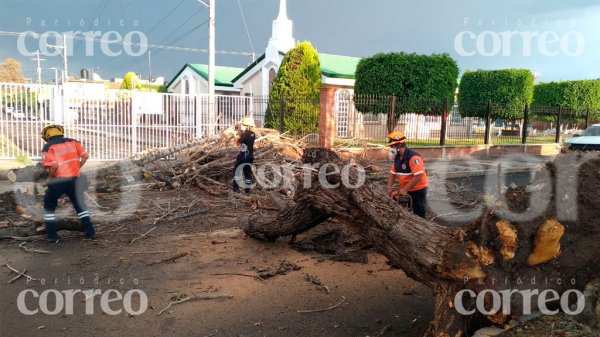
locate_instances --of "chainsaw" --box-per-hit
[394,194,413,211]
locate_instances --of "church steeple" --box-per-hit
[276,0,289,21]
[266,0,295,59]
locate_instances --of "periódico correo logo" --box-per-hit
[17,289,148,316]
[17,31,148,57]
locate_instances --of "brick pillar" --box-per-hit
[319,87,336,148]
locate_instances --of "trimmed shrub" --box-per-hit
[458,69,534,119]
[354,52,459,115]
[265,41,321,135]
[533,80,600,120]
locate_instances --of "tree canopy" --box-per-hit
[533,80,600,120]
[265,41,321,135]
[0,59,26,83]
[458,69,534,119]
[354,52,459,115]
[120,72,143,90]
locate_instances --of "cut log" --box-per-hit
[0,218,86,239]
[7,137,210,184]
[7,165,46,183]
[245,148,600,336]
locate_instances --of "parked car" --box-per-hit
[4,106,14,114]
[12,109,26,119]
[564,124,600,151]
[542,128,556,136]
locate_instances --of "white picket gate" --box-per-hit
[0,82,252,161]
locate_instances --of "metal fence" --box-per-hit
[0,82,252,160]
[4,83,598,161]
[335,94,598,146]
[252,95,320,143]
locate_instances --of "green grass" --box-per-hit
[0,133,33,165]
[334,136,560,148]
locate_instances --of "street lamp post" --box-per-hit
[48,34,69,83]
[49,67,59,85]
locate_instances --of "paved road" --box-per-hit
[0,155,547,195]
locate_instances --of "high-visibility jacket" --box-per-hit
[390,147,428,192]
[42,137,88,178]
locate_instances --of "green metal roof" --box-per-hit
[188,64,244,87]
[170,64,244,88]
[231,54,267,83]
[319,53,361,80]
[170,52,360,89]
[230,52,361,84]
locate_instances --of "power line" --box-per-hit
[74,0,112,56]
[103,22,208,73]
[156,7,203,47]
[146,0,186,35]
[97,6,203,71]
[0,31,253,56]
[237,0,255,61]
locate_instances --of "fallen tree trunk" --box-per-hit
[6,165,46,183]
[245,148,600,336]
[0,218,85,239]
[6,137,213,183]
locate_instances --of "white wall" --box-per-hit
[240,69,264,96]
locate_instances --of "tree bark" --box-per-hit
[7,137,210,183]
[0,218,85,239]
[245,148,600,336]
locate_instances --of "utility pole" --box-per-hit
[209,0,216,136]
[148,50,153,82]
[197,0,216,136]
[48,34,69,83]
[31,50,46,87]
[63,34,68,82]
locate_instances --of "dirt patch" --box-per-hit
[0,187,434,337]
[499,314,597,337]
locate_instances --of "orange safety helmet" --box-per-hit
[386,131,406,146]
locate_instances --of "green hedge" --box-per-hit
[354,52,458,115]
[265,41,321,135]
[458,69,534,119]
[533,80,600,120]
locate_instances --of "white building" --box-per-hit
[167,0,360,97]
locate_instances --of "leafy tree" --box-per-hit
[458,69,534,119]
[265,41,321,135]
[533,80,600,121]
[0,59,26,83]
[354,52,459,115]
[121,72,143,90]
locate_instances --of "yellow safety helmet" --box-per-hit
[386,131,406,146]
[240,116,256,128]
[41,125,64,142]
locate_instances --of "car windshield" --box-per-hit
[580,126,600,137]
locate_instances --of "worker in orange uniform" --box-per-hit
[386,131,429,218]
[41,125,95,243]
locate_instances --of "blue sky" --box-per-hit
[0,0,599,83]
